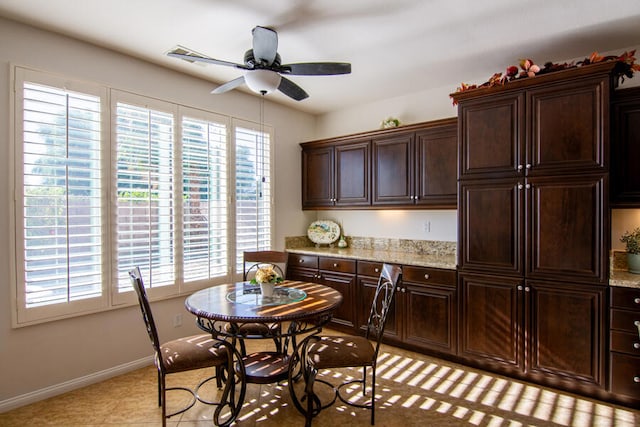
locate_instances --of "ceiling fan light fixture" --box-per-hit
[244,69,282,94]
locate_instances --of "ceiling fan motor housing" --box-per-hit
[244,49,281,68]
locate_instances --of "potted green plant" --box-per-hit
[620,227,640,274]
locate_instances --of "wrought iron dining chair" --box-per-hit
[289,263,402,426]
[225,250,288,356]
[129,267,245,427]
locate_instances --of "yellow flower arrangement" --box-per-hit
[250,265,284,285]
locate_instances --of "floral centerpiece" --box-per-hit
[250,265,284,297]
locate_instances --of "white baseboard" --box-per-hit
[0,356,154,413]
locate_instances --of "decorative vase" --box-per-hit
[628,253,640,274]
[260,282,275,297]
[338,236,348,248]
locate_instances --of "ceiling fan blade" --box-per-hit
[167,46,249,69]
[277,77,309,101]
[211,76,246,94]
[281,62,351,75]
[252,26,278,66]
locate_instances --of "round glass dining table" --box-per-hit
[185,280,343,384]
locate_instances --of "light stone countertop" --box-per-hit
[609,270,640,289]
[286,247,457,270]
[288,247,640,288]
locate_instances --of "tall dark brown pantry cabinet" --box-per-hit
[452,62,617,398]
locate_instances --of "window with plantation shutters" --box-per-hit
[234,122,273,273]
[13,67,278,326]
[181,113,228,282]
[15,70,107,324]
[114,96,176,294]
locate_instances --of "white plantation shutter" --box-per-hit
[181,113,228,281]
[16,73,107,323]
[234,122,273,272]
[114,97,175,292]
[14,68,278,324]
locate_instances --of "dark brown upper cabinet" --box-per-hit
[611,86,640,207]
[457,63,613,181]
[301,138,370,208]
[301,118,457,210]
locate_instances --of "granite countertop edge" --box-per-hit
[609,270,640,289]
[287,248,640,288]
[286,247,457,270]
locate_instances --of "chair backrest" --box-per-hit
[365,263,402,347]
[129,267,164,370]
[243,250,288,281]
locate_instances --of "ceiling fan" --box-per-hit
[167,26,351,101]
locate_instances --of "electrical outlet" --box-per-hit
[423,221,431,233]
[173,314,182,327]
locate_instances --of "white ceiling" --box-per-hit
[1,0,639,114]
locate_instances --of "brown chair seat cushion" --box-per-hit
[159,334,228,374]
[307,335,375,370]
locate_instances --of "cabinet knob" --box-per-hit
[299,259,304,263]
[374,268,379,273]
[518,285,523,291]
[634,376,640,383]
[525,286,530,292]
[518,184,523,190]
[525,183,531,189]
[634,297,640,304]
[333,263,338,268]
[635,320,640,338]
[424,274,430,280]
[634,342,640,349]
[401,288,406,293]
[517,164,523,171]
[526,163,532,169]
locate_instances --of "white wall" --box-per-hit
[0,17,315,405]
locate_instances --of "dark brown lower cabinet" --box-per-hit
[286,253,356,332]
[609,287,640,406]
[459,272,606,392]
[402,266,457,355]
[356,263,457,356]
[356,261,401,340]
[317,257,356,330]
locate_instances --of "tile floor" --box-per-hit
[0,335,638,426]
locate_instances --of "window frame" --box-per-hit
[11,67,111,325]
[11,66,277,327]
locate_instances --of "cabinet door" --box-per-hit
[403,281,457,355]
[459,272,524,372]
[335,141,370,206]
[611,87,640,207]
[415,121,457,208]
[372,132,414,205]
[528,281,605,388]
[527,174,607,284]
[302,146,334,208]
[527,75,609,175]
[458,92,524,178]
[318,270,356,331]
[357,275,401,341]
[459,178,524,275]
